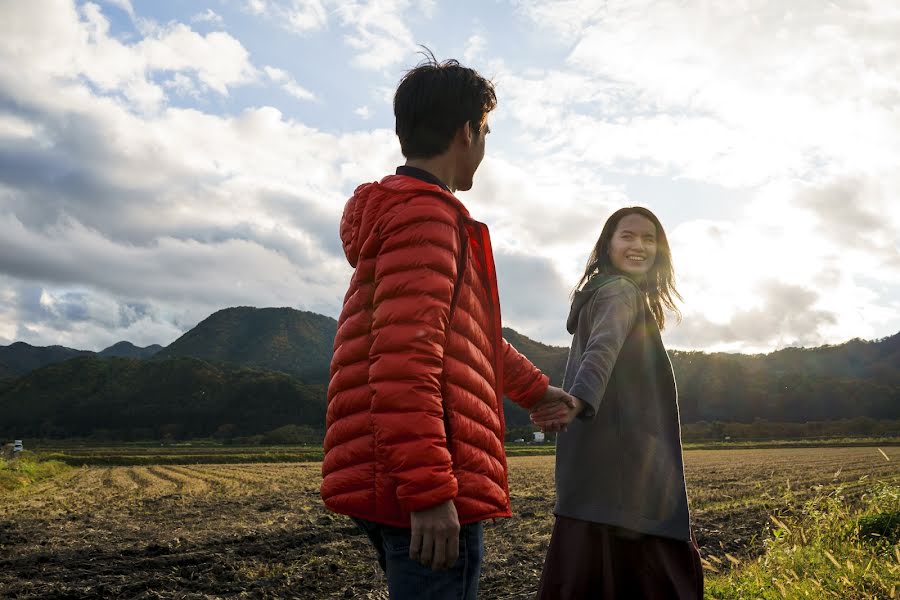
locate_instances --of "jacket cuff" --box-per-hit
[397,476,459,514]
[568,382,601,421]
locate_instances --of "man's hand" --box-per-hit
[530,388,583,432]
[528,386,577,431]
[409,500,460,571]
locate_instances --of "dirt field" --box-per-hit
[1,447,898,599]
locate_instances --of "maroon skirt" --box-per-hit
[536,516,704,600]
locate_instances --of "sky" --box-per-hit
[1,0,899,353]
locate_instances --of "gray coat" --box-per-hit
[554,275,691,541]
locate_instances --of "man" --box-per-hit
[321,54,574,599]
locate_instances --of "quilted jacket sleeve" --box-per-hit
[501,340,550,410]
[369,195,461,513]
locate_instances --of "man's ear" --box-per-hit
[458,121,474,147]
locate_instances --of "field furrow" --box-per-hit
[129,466,179,495]
[155,466,212,495]
[171,465,246,492]
[109,466,141,492]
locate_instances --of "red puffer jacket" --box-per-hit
[321,174,549,527]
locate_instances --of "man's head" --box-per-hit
[394,52,496,191]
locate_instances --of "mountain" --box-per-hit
[0,304,897,441]
[670,332,900,423]
[0,340,163,377]
[99,341,163,359]
[0,342,93,377]
[0,356,325,440]
[501,329,900,429]
[502,327,569,386]
[155,307,336,384]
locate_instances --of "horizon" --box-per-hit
[2,304,898,356]
[1,1,899,354]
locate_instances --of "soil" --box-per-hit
[1,447,897,599]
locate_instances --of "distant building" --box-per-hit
[533,431,545,443]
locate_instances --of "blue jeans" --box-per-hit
[352,517,484,599]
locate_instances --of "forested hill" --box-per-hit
[0,342,93,377]
[99,341,164,359]
[0,306,897,440]
[0,341,162,377]
[154,307,336,384]
[671,343,899,423]
[0,356,325,440]
[499,330,900,429]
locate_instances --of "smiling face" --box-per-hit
[608,213,658,280]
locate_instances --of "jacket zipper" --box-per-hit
[442,217,470,455]
[471,219,511,511]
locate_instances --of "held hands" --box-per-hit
[408,391,580,571]
[409,499,460,571]
[529,386,584,432]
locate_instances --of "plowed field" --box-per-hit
[1,447,898,599]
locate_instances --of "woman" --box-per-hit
[533,206,703,599]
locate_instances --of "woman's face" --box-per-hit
[607,213,657,280]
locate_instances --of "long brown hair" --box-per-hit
[573,206,682,330]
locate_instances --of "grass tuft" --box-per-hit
[0,451,70,493]
[858,510,900,544]
[706,480,900,599]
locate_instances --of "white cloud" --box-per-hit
[662,175,900,351]
[1,0,898,354]
[3,277,206,350]
[495,250,572,346]
[286,0,329,32]
[245,0,268,15]
[0,1,259,118]
[334,0,418,70]
[512,0,607,38]
[247,0,329,32]
[0,0,403,348]
[263,66,290,82]
[283,81,316,101]
[488,0,900,350]
[191,9,225,25]
[264,66,316,101]
[508,0,900,186]
[0,114,39,140]
[463,32,486,64]
[137,24,258,96]
[0,213,338,309]
[244,0,429,70]
[164,72,201,98]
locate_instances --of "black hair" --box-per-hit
[394,47,497,159]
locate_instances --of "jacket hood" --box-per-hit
[340,174,470,268]
[566,274,641,334]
